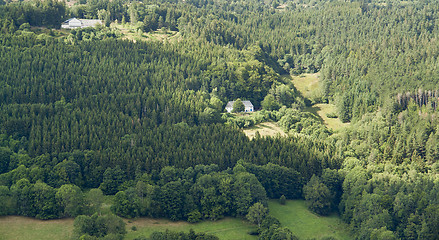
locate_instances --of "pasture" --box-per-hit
[269,200,352,240]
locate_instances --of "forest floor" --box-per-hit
[269,200,352,240]
[290,73,349,131]
[243,121,287,139]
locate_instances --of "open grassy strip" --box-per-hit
[243,122,287,139]
[0,216,74,240]
[305,104,349,131]
[125,217,257,240]
[290,73,321,99]
[0,216,256,240]
[268,200,352,240]
[290,73,348,131]
[111,22,180,42]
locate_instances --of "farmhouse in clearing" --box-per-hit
[225,100,254,113]
[61,18,102,29]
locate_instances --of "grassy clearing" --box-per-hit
[243,122,287,139]
[290,73,349,131]
[125,217,257,240]
[0,216,74,240]
[0,216,256,240]
[290,73,321,99]
[111,23,180,42]
[269,200,352,240]
[305,104,349,131]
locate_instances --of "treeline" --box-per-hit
[0,0,65,29]
[0,162,306,221]
[395,89,439,112]
[339,158,439,239]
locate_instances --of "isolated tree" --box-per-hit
[128,4,138,24]
[73,213,126,239]
[280,195,286,205]
[246,202,268,228]
[232,99,245,113]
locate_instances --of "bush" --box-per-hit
[326,112,338,118]
[280,195,286,205]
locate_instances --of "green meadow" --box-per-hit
[0,216,257,240]
[125,217,257,240]
[269,200,352,240]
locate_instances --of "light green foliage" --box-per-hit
[269,200,351,240]
[262,94,280,111]
[56,184,84,218]
[232,99,245,113]
[86,188,104,216]
[246,202,268,228]
[279,195,286,205]
[73,214,126,240]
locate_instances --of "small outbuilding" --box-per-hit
[225,100,254,113]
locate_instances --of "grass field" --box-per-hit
[290,73,321,99]
[269,200,352,240]
[290,73,348,131]
[305,104,349,131]
[125,217,257,240]
[0,216,74,240]
[243,122,287,139]
[111,23,180,42]
[0,216,256,240]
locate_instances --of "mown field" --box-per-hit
[269,200,352,240]
[0,216,256,240]
[125,217,257,240]
[290,73,348,131]
[243,121,287,139]
[0,216,74,240]
[0,201,351,240]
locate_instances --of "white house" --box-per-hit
[225,100,254,113]
[61,18,102,29]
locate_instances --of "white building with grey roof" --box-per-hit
[61,18,102,29]
[225,100,254,113]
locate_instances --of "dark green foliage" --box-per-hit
[0,185,15,215]
[258,215,298,240]
[0,0,66,29]
[100,166,126,195]
[73,213,126,240]
[0,147,12,174]
[111,190,138,218]
[56,184,84,218]
[279,195,286,205]
[303,175,332,216]
[1,1,439,238]
[149,229,219,240]
[262,94,280,111]
[244,162,303,199]
[232,99,245,113]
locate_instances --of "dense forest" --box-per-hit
[1,0,439,239]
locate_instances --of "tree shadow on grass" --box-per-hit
[303,105,325,124]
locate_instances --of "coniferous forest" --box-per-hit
[1,0,439,239]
